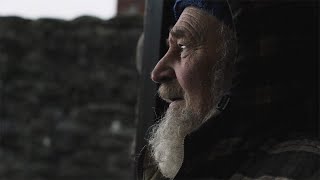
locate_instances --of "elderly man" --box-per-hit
[136,0,319,179]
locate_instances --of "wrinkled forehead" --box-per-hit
[171,7,220,41]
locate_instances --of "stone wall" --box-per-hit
[0,15,143,180]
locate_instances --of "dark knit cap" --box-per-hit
[173,0,233,26]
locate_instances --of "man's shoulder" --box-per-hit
[233,137,320,180]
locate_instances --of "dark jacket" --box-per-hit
[136,99,320,180]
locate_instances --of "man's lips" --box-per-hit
[168,98,184,107]
[158,81,184,104]
[167,97,184,103]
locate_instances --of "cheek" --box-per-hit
[176,54,212,96]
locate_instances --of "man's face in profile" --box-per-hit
[148,6,235,179]
[151,6,223,117]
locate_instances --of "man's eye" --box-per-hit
[178,43,186,50]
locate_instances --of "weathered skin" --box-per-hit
[151,7,223,116]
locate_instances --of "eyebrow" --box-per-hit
[166,27,189,46]
[169,27,188,39]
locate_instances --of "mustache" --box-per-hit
[158,80,184,102]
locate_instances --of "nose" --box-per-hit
[151,55,176,83]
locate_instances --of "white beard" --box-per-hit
[148,103,199,179]
[149,48,228,179]
[148,102,221,179]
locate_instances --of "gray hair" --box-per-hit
[216,21,237,72]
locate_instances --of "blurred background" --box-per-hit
[0,0,144,179]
